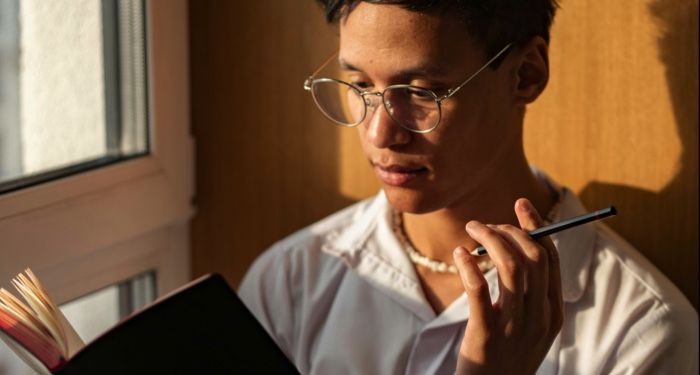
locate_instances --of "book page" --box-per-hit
[0,309,65,372]
[23,270,85,357]
[0,331,52,375]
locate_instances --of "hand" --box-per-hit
[453,198,564,375]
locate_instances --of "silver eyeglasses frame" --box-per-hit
[303,43,512,134]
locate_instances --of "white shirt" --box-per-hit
[239,175,698,375]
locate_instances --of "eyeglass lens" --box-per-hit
[311,80,439,132]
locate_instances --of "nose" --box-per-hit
[363,94,411,149]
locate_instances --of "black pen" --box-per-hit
[471,206,617,256]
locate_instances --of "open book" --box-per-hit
[1,269,299,374]
[0,269,84,374]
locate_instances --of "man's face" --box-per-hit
[339,3,520,214]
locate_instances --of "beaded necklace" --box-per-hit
[391,194,562,275]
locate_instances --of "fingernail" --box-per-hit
[453,246,467,258]
[518,198,532,213]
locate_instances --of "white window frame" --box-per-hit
[0,0,193,304]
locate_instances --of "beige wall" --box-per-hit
[190,0,698,308]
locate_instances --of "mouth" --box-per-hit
[373,163,428,187]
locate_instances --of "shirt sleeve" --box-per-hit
[238,245,296,361]
[602,303,698,374]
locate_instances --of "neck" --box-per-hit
[401,159,556,264]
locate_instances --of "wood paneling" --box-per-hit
[525,0,698,307]
[190,0,697,307]
[189,1,350,288]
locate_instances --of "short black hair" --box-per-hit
[316,0,559,58]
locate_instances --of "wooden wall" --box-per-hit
[525,0,698,308]
[189,0,698,308]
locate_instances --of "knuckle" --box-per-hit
[501,258,520,274]
[499,224,517,232]
[527,209,542,225]
[481,225,498,237]
[466,279,489,295]
[526,245,546,264]
[503,321,518,337]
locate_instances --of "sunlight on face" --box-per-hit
[339,3,518,214]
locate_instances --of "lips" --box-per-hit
[374,163,428,186]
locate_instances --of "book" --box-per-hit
[0,269,84,373]
[0,270,299,374]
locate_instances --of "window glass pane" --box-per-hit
[60,271,156,342]
[0,0,148,194]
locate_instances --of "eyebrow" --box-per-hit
[338,59,449,79]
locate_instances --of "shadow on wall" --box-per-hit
[188,0,358,287]
[579,0,698,307]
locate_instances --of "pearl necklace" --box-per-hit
[391,209,471,274]
[391,193,562,275]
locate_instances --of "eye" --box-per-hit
[351,81,373,90]
[410,81,446,93]
[410,89,433,98]
[406,87,436,100]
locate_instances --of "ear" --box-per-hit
[511,37,550,105]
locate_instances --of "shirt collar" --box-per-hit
[321,172,597,312]
[321,192,437,320]
[529,167,598,302]
[542,182,597,302]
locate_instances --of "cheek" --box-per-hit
[428,104,506,183]
[355,126,376,160]
[438,94,507,149]
[429,105,482,155]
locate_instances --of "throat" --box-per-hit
[391,209,494,314]
[416,270,466,314]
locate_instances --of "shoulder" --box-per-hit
[238,193,384,310]
[575,223,697,362]
[573,224,699,372]
[543,178,697,370]
[591,224,696,320]
[244,194,381,280]
[535,171,695,324]
[554,206,698,372]
[236,195,383,357]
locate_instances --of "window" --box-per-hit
[0,0,148,194]
[0,0,192,372]
[61,272,156,343]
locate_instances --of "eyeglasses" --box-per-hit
[303,43,512,134]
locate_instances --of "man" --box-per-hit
[240,1,698,374]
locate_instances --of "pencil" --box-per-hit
[471,206,617,256]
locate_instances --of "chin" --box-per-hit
[382,186,440,214]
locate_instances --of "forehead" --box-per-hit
[338,3,481,73]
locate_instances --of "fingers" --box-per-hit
[514,198,544,231]
[513,198,563,338]
[466,221,525,321]
[547,248,564,340]
[542,227,564,337]
[490,223,549,331]
[513,198,557,255]
[453,247,494,328]
[466,198,563,341]
[456,199,565,373]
